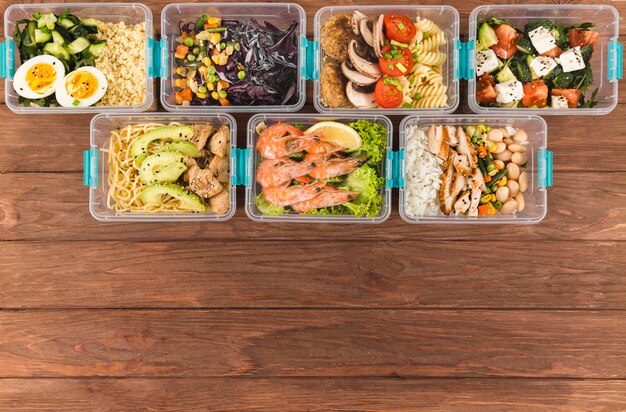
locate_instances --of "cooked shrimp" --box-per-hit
[256,157,316,188]
[256,123,320,159]
[309,156,367,179]
[307,141,345,154]
[291,187,359,213]
[262,181,326,206]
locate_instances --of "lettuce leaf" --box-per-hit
[346,120,387,167]
[256,193,285,216]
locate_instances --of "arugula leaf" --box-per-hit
[569,22,595,30]
[486,17,508,26]
[579,87,599,108]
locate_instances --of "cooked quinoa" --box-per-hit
[94,21,146,106]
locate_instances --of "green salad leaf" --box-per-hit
[255,193,285,216]
[346,120,387,168]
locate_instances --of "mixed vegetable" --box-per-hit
[172,14,299,107]
[13,10,107,107]
[255,120,386,218]
[476,17,599,109]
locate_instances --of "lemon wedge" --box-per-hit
[305,121,362,150]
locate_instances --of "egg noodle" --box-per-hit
[104,122,190,213]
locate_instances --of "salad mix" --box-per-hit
[255,120,386,217]
[171,14,299,107]
[476,17,599,109]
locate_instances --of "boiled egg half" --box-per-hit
[55,66,108,107]
[13,55,65,99]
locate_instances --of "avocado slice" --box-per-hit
[158,140,200,157]
[140,183,206,213]
[131,125,195,164]
[139,151,187,185]
[477,22,497,51]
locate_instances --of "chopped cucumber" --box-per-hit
[496,66,517,83]
[515,37,535,54]
[68,24,89,40]
[80,18,98,27]
[26,21,37,46]
[57,14,80,29]
[88,40,107,57]
[552,72,574,89]
[580,45,593,62]
[67,37,90,54]
[36,13,57,30]
[513,57,532,83]
[34,28,52,44]
[43,42,70,60]
[543,65,563,83]
[526,55,539,80]
[51,30,65,44]
[477,22,497,51]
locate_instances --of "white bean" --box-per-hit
[493,160,505,170]
[493,142,507,154]
[507,180,520,198]
[494,149,512,162]
[487,129,504,142]
[500,200,518,215]
[513,129,528,142]
[496,186,510,203]
[515,192,525,212]
[519,171,528,193]
[508,143,527,153]
[506,163,520,180]
[503,138,514,145]
[511,152,528,166]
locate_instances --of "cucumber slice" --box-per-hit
[34,28,52,44]
[477,22,497,51]
[515,37,535,55]
[36,13,57,30]
[43,42,70,60]
[496,66,517,83]
[88,40,107,57]
[67,37,90,54]
[81,18,98,27]
[51,30,65,44]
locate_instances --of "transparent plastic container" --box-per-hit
[1,3,155,114]
[85,112,237,222]
[245,114,392,224]
[160,3,306,113]
[313,5,460,116]
[398,115,552,224]
[467,4,622,115]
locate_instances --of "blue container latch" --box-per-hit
[455,40,474,81]
[538,149,553,189]
[608,40,623,81]
[301,38,319,81]
[385,150,405,189]
[0,39,15,79]
[232,148,251,186]
[83,148,99,188]
[147,38,167,79]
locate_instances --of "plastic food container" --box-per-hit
[84,112,237,222]
[1,2,156,114]
[394,115,552,224]
[159,2,306,113]
[463,4,623,115]
[244,114,392,223]
[312,5,460,115]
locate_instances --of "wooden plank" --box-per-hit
[1,171,626,241]
[0,310,625,378]
[2,240,626,310]
[1,378,626,411]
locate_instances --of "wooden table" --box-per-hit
[1,0,625,410]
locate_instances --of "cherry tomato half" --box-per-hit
[378,45,414,77]
[374,77,404,108]
[383,14,417,44]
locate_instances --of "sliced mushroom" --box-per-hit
[360,19,374,47]
[348,40,382,79]
[346,81,377,108]
[351,11,368,35]
[341,61,379,86]
[373,14,384,58]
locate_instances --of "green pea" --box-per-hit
[183,37,194,47]
[218,90,227,99]
[487,164,495,172]
[237,70,245,80]
[198,86,207,93]
[186,54,196,62]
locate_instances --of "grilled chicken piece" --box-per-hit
[453,190,471,215]
[438,154,456,215]
[456,127,477,169]
[428,125,449,160]
[188,163,223,198]
[451,173,466,199]
[453,154,473,176]
[468,187,482,217]
[209,155,229,183]
[445,126,459,147]
[190,124,215,150]
[210,126,230,157]
[209,184,230,215]
[470,167,486,192]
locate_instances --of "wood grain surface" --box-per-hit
[1,0,625,410]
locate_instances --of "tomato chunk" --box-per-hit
[374,77,404,108]
[521,79,549,108]
[476,73,497,104]
[379,45,414,77]
[490,24,519,59]
[552,89,581,108]
[541,46,562,58]
[568,28,599,48]
[383,14,417,44]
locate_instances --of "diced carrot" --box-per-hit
[204,22,219,29]
[182,32,188,38]
[219,98,230,106]
[218,80,229,89]
[484,175,492,183]
[175,45,189,58]
[477,146,488,158]
[174,91,183,105]
[181,88,193,101]
[478,204,490,216]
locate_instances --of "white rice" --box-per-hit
[404,125,442,217]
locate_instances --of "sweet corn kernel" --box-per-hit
[218,54,228,65]
[497,177,508,187]
[487,207,497,215]
[203,57,212,66]
[488,142,497,152]
[176,67,182,75]
[207,82,215,91]
[495,162,504,170]
[209,33,221,44]
[211,91,219,100]
[211,55,220,65]
[490,194,497,203]
[488,169,498,176]
[196,92,207,99]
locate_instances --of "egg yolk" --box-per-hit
[65,71,99,100]
[25,63,57,94]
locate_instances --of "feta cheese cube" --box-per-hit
[495,80,524,104]
[476,49,500,77]
[529,56,557,77]
[529,26,557,55]
[558,46,586,72]
[551,95,569,109]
